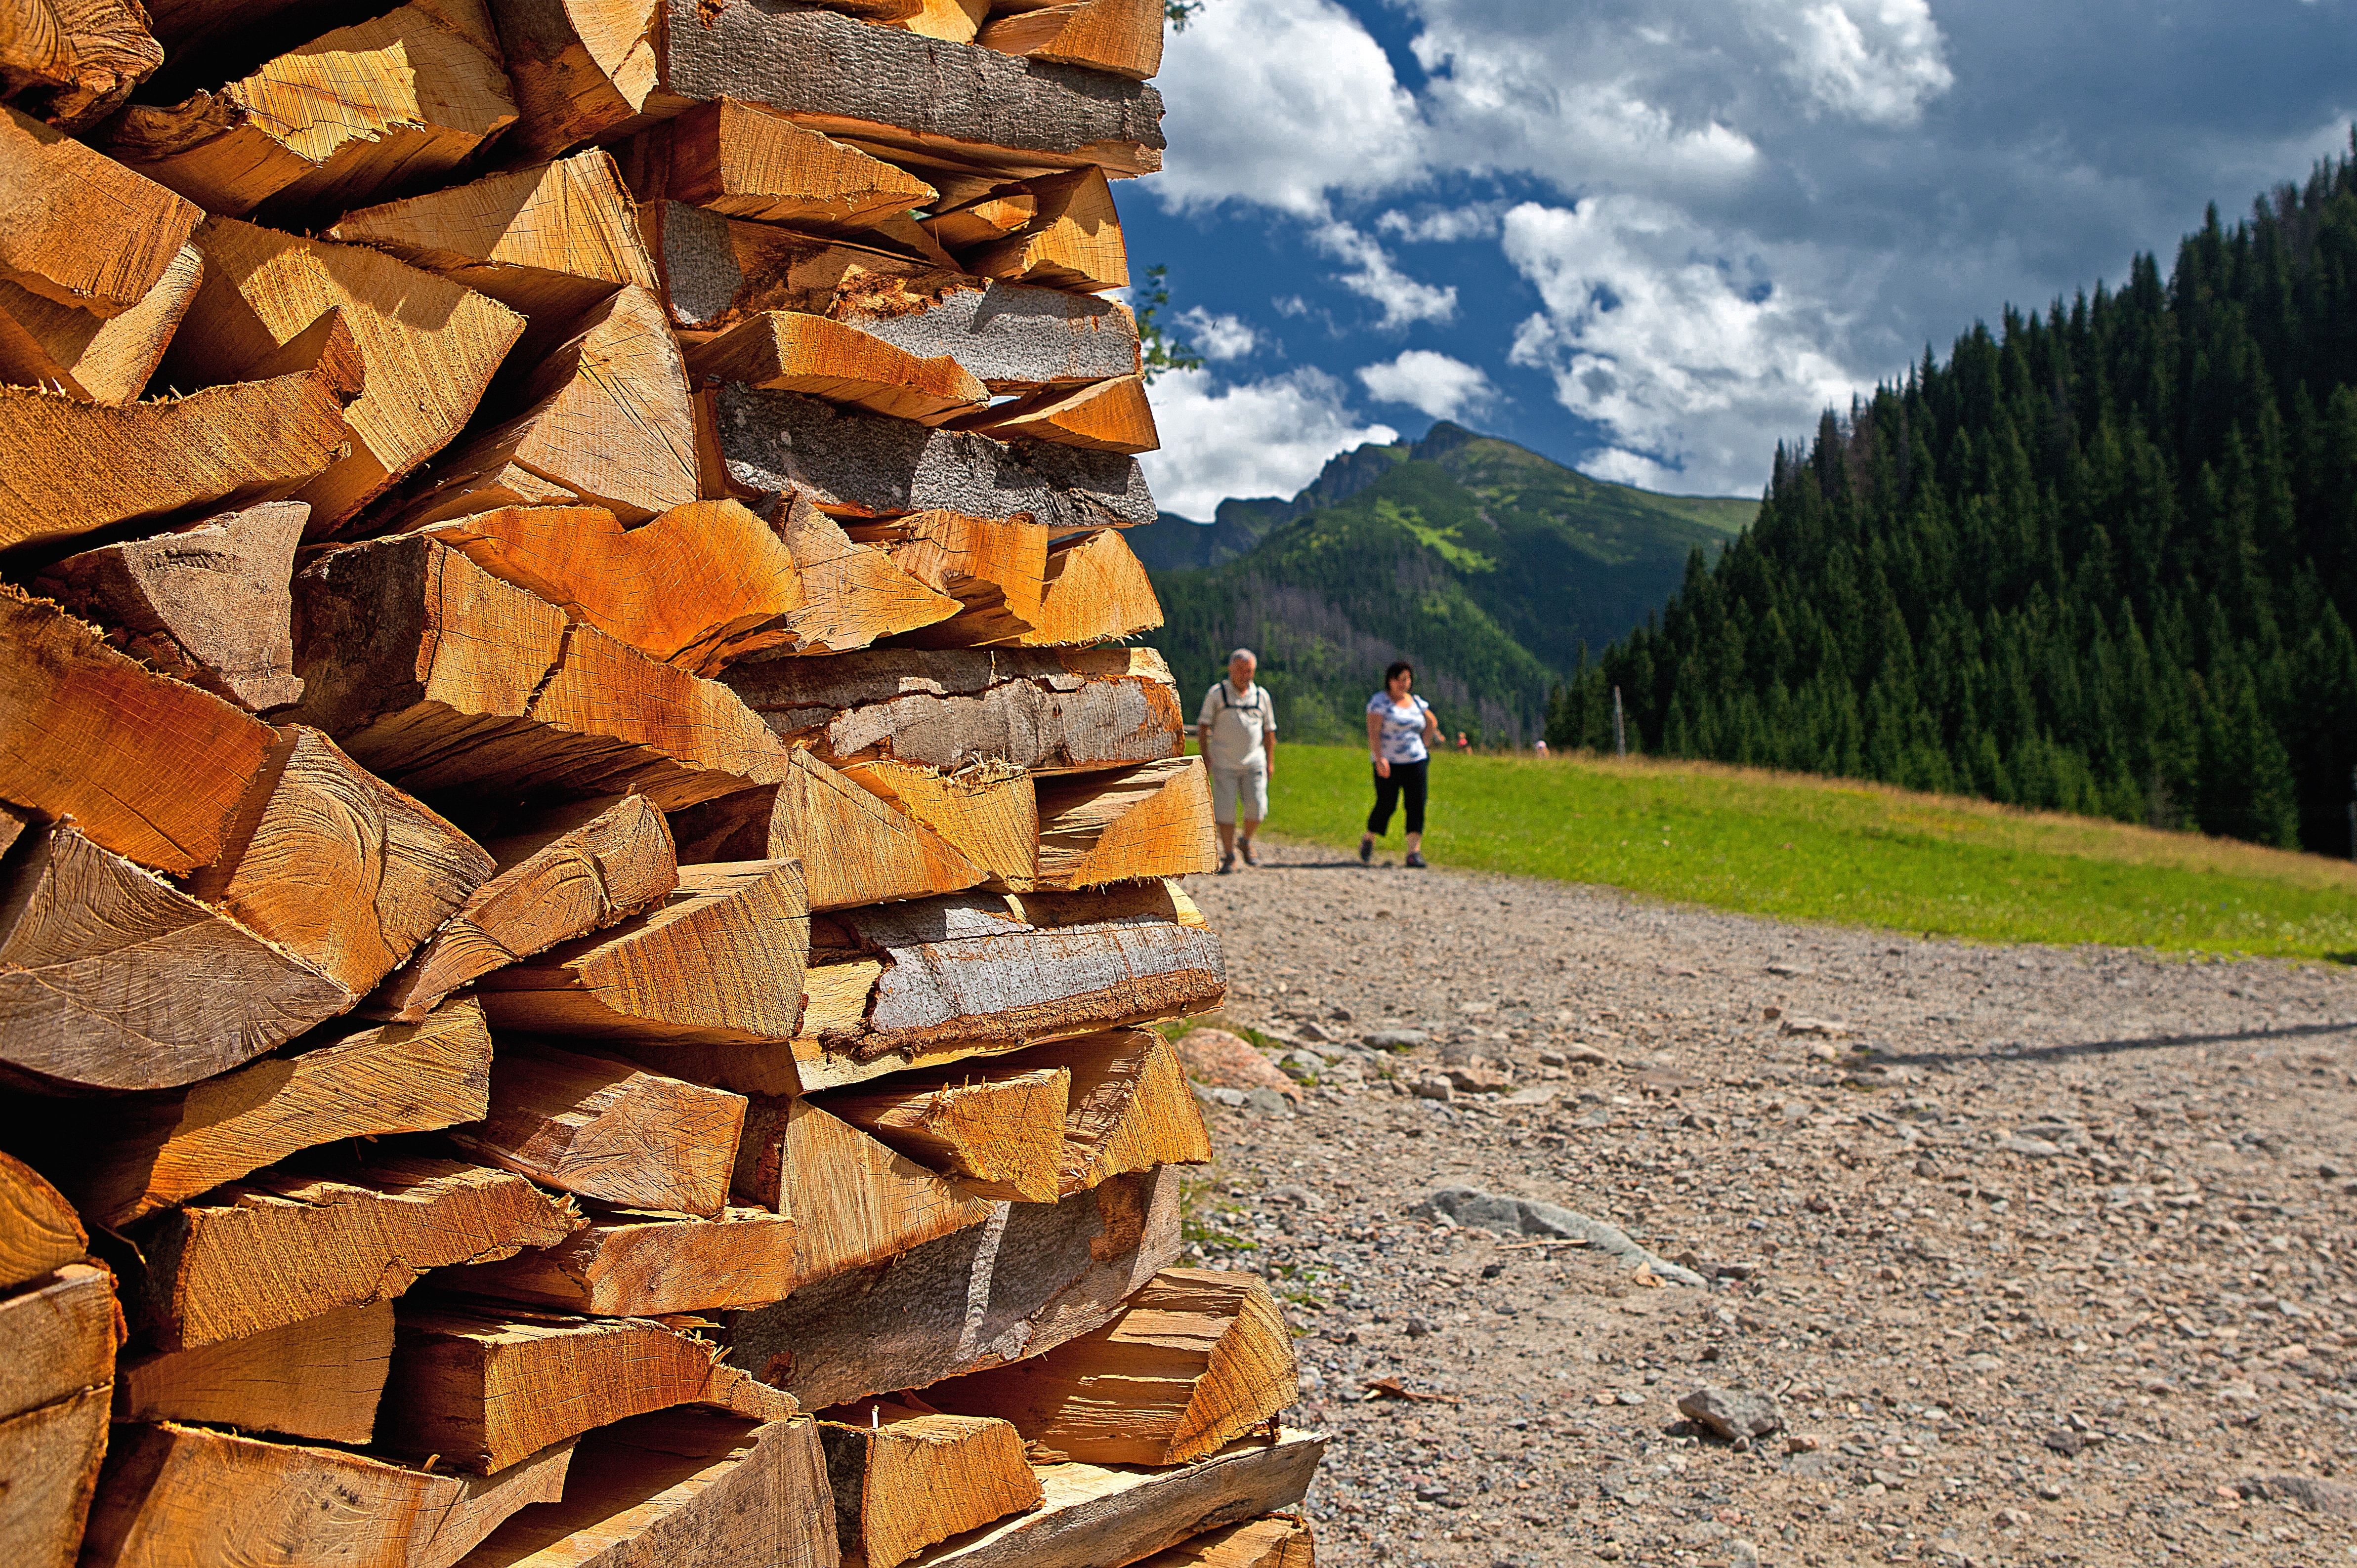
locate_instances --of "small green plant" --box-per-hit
[1165,0,1204,29]
[1135,264,1203,384]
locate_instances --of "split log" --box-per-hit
[450,1043,747,1218]
[135,1155,581,1352]
[474,859,808,1046]
[723,645,1183,773]
[162,218,525,530]
[818,1065,1070,1202]
[372,795,678,1021]
[1034,756,1215,889]
[920,1269,1297,1465]
[99,4,516,223]
[637,201,948,338]
[32,500,306,710]
[670,748,985,912]
[0,1261,118,1568]
[381,1305,797,1475]
[0,1150,84,1288]
[0,0,160,131]
[966,168,1125,291]
[618,97,936,231]
[437,1207,797,1317]
[723,1163,1179,1411]
[816,1407,1038,1568]
[114,1300,392,1445]
[960,373,1155,453]
[730,1097,994,1285]
[21,998,493,1230]
[0,1261,119,1421]
[905,1436,1325,1568]
[715,386,1156,530]
[79,1422,574,1568]
[891,0,990,43]
[0,307,363,551]
[1007,877,1205,929]
[0,240,200,403]
[453,1410,837,1568]
[489,0,665,164]
[0,821,351,1094]
[847,510,1045,645]
[686,311,986,424]
[841,280,1137,393]
[837,761,1038,889]
[1134,1518,1313,1568]
[186,725,493,995]
[1007,526,1161,646]
[996,1029,1209,1195]
[394,285,699,527]
[978,0,1162,82]
[923,189,1036,252]
[290,533,796,811]
[772,490,965,648]
[0,103,197,317]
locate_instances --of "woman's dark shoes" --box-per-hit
[1405,851,1427,868]
[1358,838,1373,865]
[1217,850,1234,874]
[1239,840,1258,866]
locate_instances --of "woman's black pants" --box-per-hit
[1367,758,1429,835]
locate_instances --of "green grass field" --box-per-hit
[1244,744,2357,960]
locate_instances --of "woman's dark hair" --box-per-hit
[1384,660,1415,685]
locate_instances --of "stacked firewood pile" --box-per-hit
[0,2,1322,1566]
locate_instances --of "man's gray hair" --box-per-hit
[1227,647,1257,664]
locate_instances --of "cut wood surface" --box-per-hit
[373,795,678,1021]
[32,500,306,711]
[1131,1517,1313,1568]
[186,725,493,995]
[453,1410,837,1568]
[0,0,161,132]
[923,189,1035,252]
[114,1299,392,1445]
[451,1042,747,1218]
[638,201,948,337]
[839,281,1137,394]
[686,311,986,424]
[848,510,1046,646]
[475,858,807,1045]
[0,239,200,403]
[619,97,936,231]
[904,1433,1325,1568]
[965,168,1125,292]
[0,1151,84,1290]
[0,1260,119,1421]
[977,0,1161,81]
[1033,756,1216,889]
[724,1163,1179,1411]
[838,761,1038,890]
[892,0,991,42]
[99,4,516,222]
[1007,526,1161,647]
[1008,877,1206,931]
[0,1262,121,1567]
[773,490,965,649]
[0,820,351,1094]
[919,1269,1297,1466]
[491,0,664,163]
[716,386,1156,531]
[963,373,1155,453]
[994,1030,1209,1196]
[79,1421,574,1568]
[817,1407,1039,1568]
[136,1155,581,1352]
[0,1386,109,1568]
[25,998,492,1230]
[291,534,796,811]
[438,1207,796,1317]
[162,218,525,529]
[380,1305,796,1474]
[0,103,197,316]
[819,1065,1070,1202]
[723,645,1183,773]
[730,1097,993,1286]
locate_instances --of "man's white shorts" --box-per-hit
[1210,764,1267,825]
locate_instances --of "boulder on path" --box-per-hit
[1679,1386,1783,1442]
[1174,1027,1303,1104]
[1411,1185,1709,1287]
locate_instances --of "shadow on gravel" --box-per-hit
[1877,1016,2357,1069]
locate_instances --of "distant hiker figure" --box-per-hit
[1534,740,1549,757]
[1456,731,1471,753]
[1196,648,1275,874]
[1361,660,1440,869]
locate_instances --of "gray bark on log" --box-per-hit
[841,282,1138,393]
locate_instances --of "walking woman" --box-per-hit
[1360,660,1441,867]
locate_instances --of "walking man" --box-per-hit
[1196,648,1275,873]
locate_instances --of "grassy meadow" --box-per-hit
[1241,744,2357,961]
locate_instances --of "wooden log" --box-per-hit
[291,534,796,811]
[114,1300,391,1445]
[686,311,986,424]
[637,200,949,336]
[618,97,937,231]
[380,1305,797,1475]
[906,1435,1325,1568]
[836,761,1037,889]
[80,1422,575,1568]
[395,285,699,528]
[772,489,965,648]
[993,1030,1209,1195]
[923,188,1035,252]
[892,0,990,42]
[0,1260,119,1422]
[451,1043,747,1218]
[0,1259,118,1568]
[1010,526,1161,647]
[476,859,807,1045]
[0,307,363,551]
[965,167,1125,291]
[453,1410,836,1568]
[489,0,663,164]
[960,373,1154,453]
[99,4,516,223]
[186,725,493,995]
[840,280,1136,394]
[715,387,1155,530]
[978,0,1161,81]
[0,239,200,404]
[730,1097,994,1286]
[815,1407,1038,1568]
[1132,1517,1314,1568]
[846,510,1045,645]
[0,103,197,317]
[724,1163,1178,1411]
[0,0,159,132]
[161,218,525,530]
[136,1155,581,1352]
[20,999,492,1230]
[818,1065,1069,1203]
[1033,756,1214,890]
[0,1150,83,1290]
[437,1207,797,1317]
[372,795,677,1021]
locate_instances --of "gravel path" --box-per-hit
[1178,841,2357,1568]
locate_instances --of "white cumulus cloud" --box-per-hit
[1775,0,1955,126]
[1356,351,1498,422]
[1173,307,1260,362]
[1314,223,1458,329]
[1139,368,1398,520]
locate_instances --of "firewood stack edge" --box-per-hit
[0,2,1323,1565]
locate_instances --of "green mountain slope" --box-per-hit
[1136,422,1756,743]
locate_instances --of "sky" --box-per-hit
[1123,0,2357,520]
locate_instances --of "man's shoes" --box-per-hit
[1239,839,1257,867]
[1217,851,1234,875]
[1358,837,1373,865]
[1405,851,1427,868]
